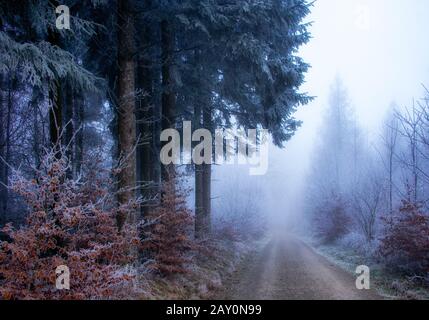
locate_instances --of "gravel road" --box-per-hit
[216,235,381,300]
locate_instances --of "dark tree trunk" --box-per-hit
[0,75,6,225]
[0,75,16,225]
[151,66,162,201]
[195,165,205,238]
[193,46,213,239]
[201,163,211,233]
[31,86,43,169]
[137,24,155,216]
[47,12,63,157]
[195,105,212,239]
[202,106,212,235]
[74,92,84,178]
[193,102,204,239]
[64,81,74,179]
[160,19,176,183]
[49,81,63,156]
[116,0,137,230]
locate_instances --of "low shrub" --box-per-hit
[141,175,194,276]
[379,198,429,278]
[0,149,140,299]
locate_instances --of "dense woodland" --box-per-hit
[306,78,429,288]
[0,0,312,299]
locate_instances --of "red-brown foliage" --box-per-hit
[380,198,429,276]
[0,150,140,299]
[141,176,194,276]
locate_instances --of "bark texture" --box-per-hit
[117,0,137,229]
[160,19,176,183]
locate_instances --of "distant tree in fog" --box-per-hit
[378,106,400,214]
[305,77,367,242]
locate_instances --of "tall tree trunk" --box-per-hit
[0,74,6,225]
[0,75,16,224]
[194,103,205,239]
[195,106,212,239]
[389,146,393,214]
[412,125,418,203]
[201,162,212,233]
[47,1,63,157]
[64,81,74,179]
[195,166,205,238]
[193,47,213,239]
[31,87,43,169]
[137,24,154,216]
[0,76,15,224]
[160,19,176,183]
[151,65,162,202]
[202,106,212,235]
[73,92,84,178]
[116,0,137,230]
[49,81,62,156]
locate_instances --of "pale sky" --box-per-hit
[300,0,429,132]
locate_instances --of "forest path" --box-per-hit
[216,234,381,300]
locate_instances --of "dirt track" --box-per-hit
[216,235,381,300]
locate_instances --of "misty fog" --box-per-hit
[211,0,429,233]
